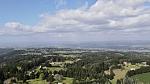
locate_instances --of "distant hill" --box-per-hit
[0,48,14,56]
[1,40,150,49]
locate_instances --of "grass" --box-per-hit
[27,79,48,84]
[110,64,140,84]
[28,61,74,84]
[30,65,72,84]
[27,77,73,84]
[47,67,64,72]
[35,66,64,72]
[132,72,150,83]
[111,69,128,84]
[62,77,74,84]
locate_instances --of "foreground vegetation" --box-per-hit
[0,48,150,84]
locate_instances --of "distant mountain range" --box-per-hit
[1,40,150,49]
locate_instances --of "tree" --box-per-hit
[116,79,122,84]
[30,72,35,79]
[123,76,136,84]
[0,80,3,84]
[54,74,63,82]
[0,70,4,83]
[10,79,17,83]
[39,73,45,80]
[35,72,40,78]
[46,75,55,82]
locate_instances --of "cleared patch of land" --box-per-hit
[110,64,141,84]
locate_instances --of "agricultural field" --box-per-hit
[132,72,150,83]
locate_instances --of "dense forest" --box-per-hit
[0,48,150,84]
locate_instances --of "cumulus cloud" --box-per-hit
[32,0,150,33]
[0,0,150,41]
[0,22,31,35]
[4,22,30,31]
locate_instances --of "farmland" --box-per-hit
[132,72,150,83]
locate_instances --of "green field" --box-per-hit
[35,66,64,72]
[47,67,64,72]
[26,77,73,84]
[110,64,141,84]
[62,77,74,84]
[132,72,150,83]
[27,79,48,84]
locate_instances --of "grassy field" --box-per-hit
[62,77,74,84]
[27,77,73,84]
[110,64,140,84]
[27,79,48,84]
[110,69,128,84]
[35,66,64,72]
[29,62,73,84]
[47,67,64,72]
[132,72,150,83]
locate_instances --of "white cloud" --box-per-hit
[0,0,150,41]
[0,22,31,35]
[33,0,150,33]
[4,22,30,31]
[109,14,150,27]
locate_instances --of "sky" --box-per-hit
[0,0,150,47]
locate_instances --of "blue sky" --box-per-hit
[0,0,96,25]
[0,0,150,47]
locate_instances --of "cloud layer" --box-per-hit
[1,0,150,41]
